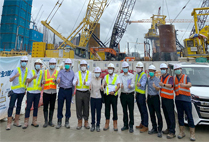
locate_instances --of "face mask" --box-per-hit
[81,66,86,71]
[123,68,128,73]
[136,68,142,73]
[21,62,27,67]
[175,69,181,75]
[149,72,154,77]
[50,65,55,69]
[65,65,70,70]
[108,69,113,74]
[35,65,40,70]
[95,73,100,78]
[161,69,166,75]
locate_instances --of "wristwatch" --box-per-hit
[164,84,165,87]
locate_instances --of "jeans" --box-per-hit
[25,92,40,118]
[91,98,102,126]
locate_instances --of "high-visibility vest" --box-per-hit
[105,74,119,96]
[135,72,146,94]
[174,74,191,96]
[43,69,58,90]
[11,67,28,90]
[27,70,43,91]
[160,75,174,99]
[76,70,90,89]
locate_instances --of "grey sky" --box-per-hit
[0,0,204,55]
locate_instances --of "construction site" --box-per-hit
[1,0,209,141]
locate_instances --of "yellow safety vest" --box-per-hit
[27,70,43,91]
[135,72,146,94]
[76,70,90,89]
[106,74,119,96]
[43,70,58,90]
[11,67,28,90]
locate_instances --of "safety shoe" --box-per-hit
[96,125,100,132]
[113,120,118,131]
[162,129,169,134]
[148,128,158,134]
[178,126,186,139]
[135,123,143,129]
[129,127,134,133]
[140,126,148,133]
[76,119,82,130]
[84,120,90,129]
[65,118,70,129]
[48,110,55,127]
[6,117,12,130]
[22,118,29,129]
[13,115,22,127]
[31,117,39,127]
[121,126,129,131]
[103,119,109,131]
[90,124,95,132]
[56,119,62,129]
[157,131,162,138]
[190,127,196,141]
[167,133,176,139]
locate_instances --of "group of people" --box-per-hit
[6,56,196,141]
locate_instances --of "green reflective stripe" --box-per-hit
[76,71,89,89]
[27,70,43,91]
[106,74,118,96]
[160,91,173,96]
[11,67,28,90]
[135,72,146,94]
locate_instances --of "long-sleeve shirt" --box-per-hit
[148,76,161,95]
[135,71,147,91]
[73,70,92,91]
[27,69,43,94]
[10,67,29,94]
[90,77,102,98]
[119,72,135,93]
[57,69,74,89]
[103,73,120,93]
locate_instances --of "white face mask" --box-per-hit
[81,66,86,71]
[95,73,100,78]
[108,69,113,74]
[136,68,142,73]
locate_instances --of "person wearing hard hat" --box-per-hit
[173,64,195,141]
[42,58,59,128]
[159,63,176,139]
[147,64,163,138]
[119,62,135,133]
[22,59,43,129]
[73,60,92,130]
[6,56,29,130]
[89,67,103,132]
[103,63,120,131]
[135,61,149,133]
[55,58,74,129]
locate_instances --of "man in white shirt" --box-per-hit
[73,60,92,130]
[119,62,135,133]
[103,63,120,131]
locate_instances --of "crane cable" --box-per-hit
[49,0,64,23]
[171,0,191,24]
[165,0,171,23]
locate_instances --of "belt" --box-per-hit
[60,87,72,90]
[148,94,159,98]
[76,90,89,93]
[121,92,134,95]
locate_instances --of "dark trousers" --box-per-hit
[57,88,72,119]
[136,93,148,127]
[91,98,102,126]
[162,98,176,134]
[75,90,90,120]
[8,93,25,117]
[43,92,56,113]
[105,95,118,120]
[25,92,40,118]
[175,100,195,128]
[120,92,134,127]
[147,95,163,131]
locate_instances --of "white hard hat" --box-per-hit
[160,63,168,69]
[49,58,57,63]
[148,65,156,70]
[174,64,182,70]
[108,63,115,68]
[35,59,43,64]
[80,60,87,65]
[21,56,28,61]
[94,67,101,73]
[122,61,129,68]
[65,58,72,64]
[136,61,144,68]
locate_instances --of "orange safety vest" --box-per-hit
[174,74,191,96]
[160,75,174,99]
[43,69,58,90]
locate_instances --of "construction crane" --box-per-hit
[41,0,108,50]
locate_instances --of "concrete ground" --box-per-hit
[1,98,209,142]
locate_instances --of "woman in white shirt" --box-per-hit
[89,67,103,132]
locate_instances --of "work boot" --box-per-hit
[103,119,109,131]
[22,118,29,129]
[6,117,12,130]
[31,117,39,127]
[167,133,176,139]
[84,120,90,129]
[65,118,70,129]
[121,126,129,131]
[129,126,134,133]
[178,126,186,139]
[56,119,62,129]
[140,125,148,133]
[76,119,82,130]
[48,110,55,127]
[13,115,22,127]
[190,127,196,141]
[90,124,95,132]
[43,111,48,128]
[96,125,100,132]
[113,120,118,131]
[162,129,169,134]
[158,131,162,138]
[148,128,158,134]
[135,123,143,129]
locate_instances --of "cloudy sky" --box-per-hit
[0,0,205,56]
